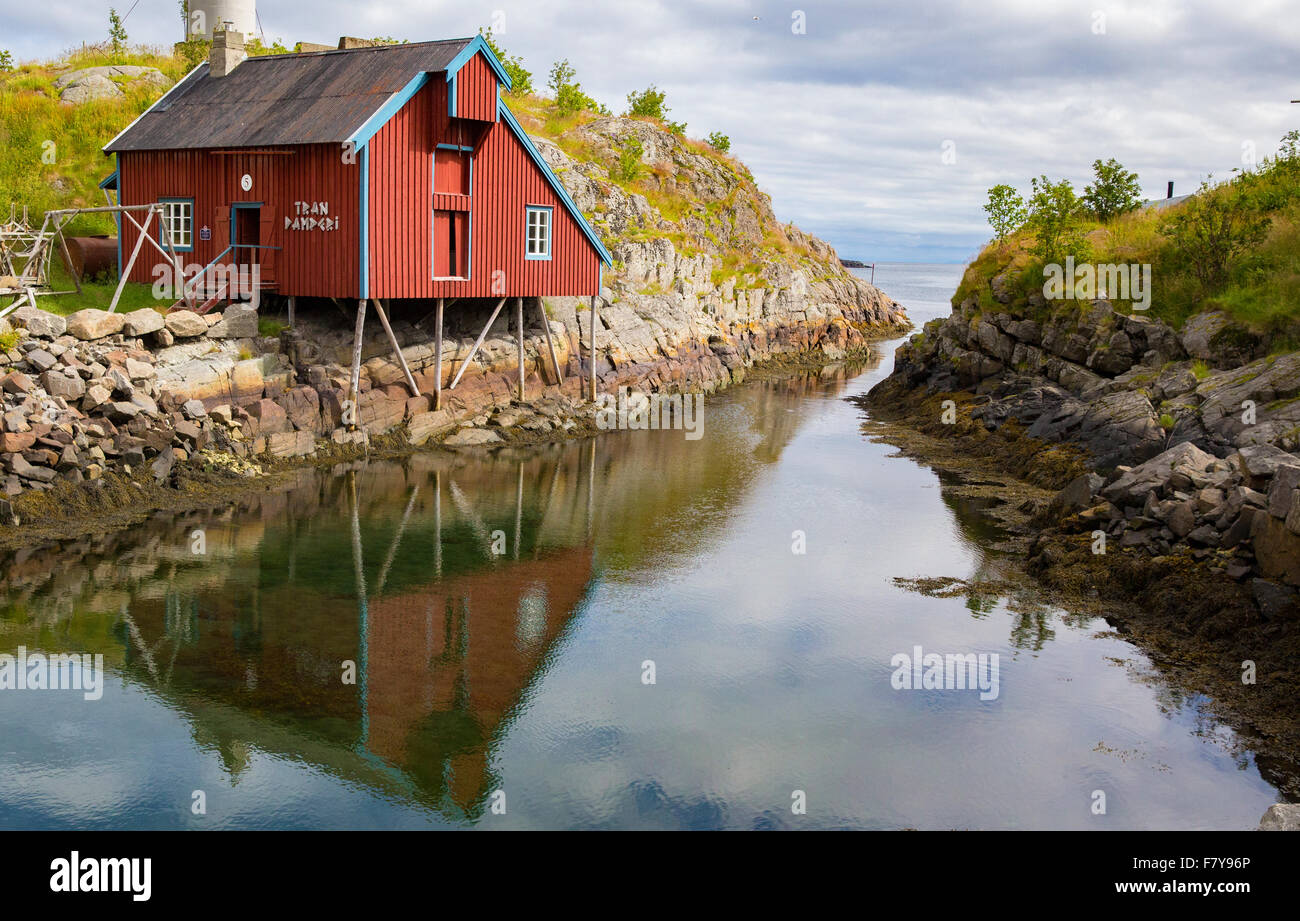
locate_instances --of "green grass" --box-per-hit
[961,144,1300,341]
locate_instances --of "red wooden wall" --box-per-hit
[367,74,603,300]
[453,53,498,122]
[118,145,361,299]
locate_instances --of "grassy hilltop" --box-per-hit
[957,139,1300,347]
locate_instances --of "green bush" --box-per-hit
[706,131,730,152]
[626,85,668,120]
[612,137,643,182]
[1160,179,1271,293]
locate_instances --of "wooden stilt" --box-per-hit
[537,297,562,384]
[433,297,444,410]
[516,296,525,401]
[348,299,368,431]
[588,294,599,402]
[287,295,296,328]
[372,298,419,397]
[449,296,506,391]
[109,206,154,312]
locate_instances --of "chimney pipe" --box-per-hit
[1167,181,1174,199]
[210,28,246,78]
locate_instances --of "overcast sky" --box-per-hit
[6,0,1299,262]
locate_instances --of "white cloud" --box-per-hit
[4,0,1296,262]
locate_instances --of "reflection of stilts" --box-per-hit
[514,461,523,561]
[586,437,596,542]
[433,470,442,579]
[349,470,369,746]
[375,485,419,596]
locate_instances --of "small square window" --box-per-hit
[525,206,551,260]
[161,199,193,251]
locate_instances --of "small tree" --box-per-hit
[706,131,730,152]
[108,8,128,59]
[1160,180,1271,293]
[1026,176,1086,264]
[1083,158,1142,222]
[626,85,668,120]
[548,59,604,116]
[983,184,1026,243]
[479,28,532,96]
[0,50,13,73]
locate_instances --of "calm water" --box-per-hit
[0,264,1284,829]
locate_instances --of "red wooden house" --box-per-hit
[103,32,612,404]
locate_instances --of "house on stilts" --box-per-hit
[101,30,613,407]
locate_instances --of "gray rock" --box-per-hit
[10,305,67,338]
[1180,311,1231,361]
[66,309,126,341]
[207,304,259,339]
[1167,501,1197,538]
[1258,803,1300,830]
[1251,580,1299,621]
[121,309,165,337]
[25,349,57,372]
[40,370,85,400]
[1051,472,1104,516]
[165,310,209,338]
[1234,444,1300,482]
[443,427,503,447]
[1102,441,1218,507]
[1267,465,1300,517]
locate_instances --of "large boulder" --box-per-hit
[66,308,125,340]
[9,305,66,338]
[207,304,259,339]
[165,310,209,338]
[55,65,172,104]
[1102,441,1219,507]
[122,308,165,337]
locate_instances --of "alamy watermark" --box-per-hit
[595,387,704,440]
[890,645,1000,700]
[1043,256,1152,311]
[0,646,104,700]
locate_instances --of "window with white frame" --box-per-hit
[161,199,193,251]
[525,206,551,260]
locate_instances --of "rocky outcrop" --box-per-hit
[875,268,1300,617]
[54,65,172,104]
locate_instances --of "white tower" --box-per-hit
[185,1,258,41]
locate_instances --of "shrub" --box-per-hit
[706,131,730,152]
[1160,180,1271,293]
[626,85,668,120]
[612,137,643,182]
[0,50,13,73]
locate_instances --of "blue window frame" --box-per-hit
[160,197,194,252]
[525,205,552,261]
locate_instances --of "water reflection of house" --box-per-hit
[364,546,593,809]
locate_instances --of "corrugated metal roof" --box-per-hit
[105,39,474,153]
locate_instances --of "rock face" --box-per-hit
[54,65,172,104]
[874,261,1300,616]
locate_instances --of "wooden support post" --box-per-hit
[372,298,419,398]
[109,207,153,312]
[433,297,444,410]
[588,294,598,402]
[287,296,296,328]
[537,297,562,385]
[449,297,506,391]
[56,227,81,296]
[516,296,525,402]
[348,299,368,431]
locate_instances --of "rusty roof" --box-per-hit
[105,39,473,153]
